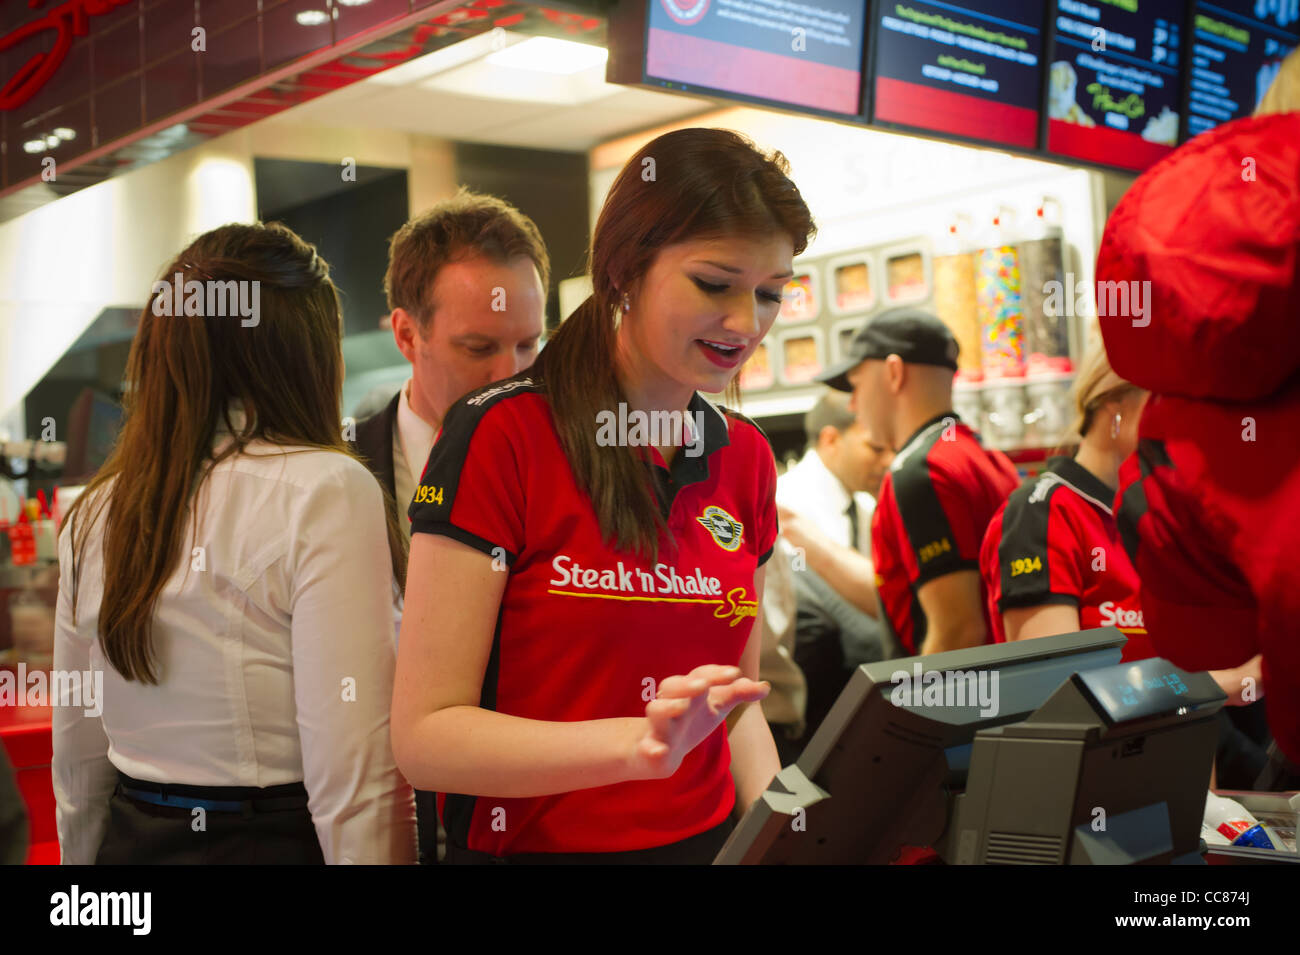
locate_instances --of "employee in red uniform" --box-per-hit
[818,308,1019,656]
[980,345,1154,658]
[390,127,816,862]
[980,342,1265,790]
[1097,61,1300,771]
[980,345,1266,688]
[350,190,548,866]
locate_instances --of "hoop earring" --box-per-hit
[621,293,630,313]
[1111,413,1122,440]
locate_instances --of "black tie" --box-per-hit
[846,500,860,553]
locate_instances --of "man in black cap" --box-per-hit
[817,306,1019,657]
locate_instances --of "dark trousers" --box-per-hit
[444,818,735,865]
[1214,707,1270,791]
[95,774,324,865]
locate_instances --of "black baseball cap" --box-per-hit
[817,306,959,392]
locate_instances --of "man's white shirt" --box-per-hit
[776,448,875,552]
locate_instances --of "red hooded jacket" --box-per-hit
[1097,112,1300,763]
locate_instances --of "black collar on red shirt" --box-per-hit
[649,392,731,515]
[1046,456,1118,514]
[895,410,962,457]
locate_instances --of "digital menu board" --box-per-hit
[873,0,1047,149]
[1046,0,1186,171]
[1188,0,1299,135]
[644,0,868,117]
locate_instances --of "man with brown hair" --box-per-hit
[351,188,549,865]
[352,187,550,538]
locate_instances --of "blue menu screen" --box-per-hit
[1189,0,1299,134]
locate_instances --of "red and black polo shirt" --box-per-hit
[408,371,778,856]
[1115,394,1300,763]
[871,412,1019,655]
[981,456,1152,662]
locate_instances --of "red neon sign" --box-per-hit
[0,0,134,111]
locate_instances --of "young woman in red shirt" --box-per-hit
[391,127,816,862]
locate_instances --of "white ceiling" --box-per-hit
[262,34,718,152]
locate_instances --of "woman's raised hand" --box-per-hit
[633,665,769,780]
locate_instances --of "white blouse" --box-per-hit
[52,433,416,864]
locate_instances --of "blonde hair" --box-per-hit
[1255,46,1300,116]
[1069,339,1143,441]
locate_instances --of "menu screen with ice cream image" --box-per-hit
[644,0,868,117]
[872,0,1047,149]
[1046,0,1186,170]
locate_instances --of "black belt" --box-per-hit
[444,818,734,865]
[116,771,311,815]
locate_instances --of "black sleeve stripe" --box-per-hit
[1117,481,1145,568]
[409,521,516,566]
[1117,437,1168,567]
[1142,436,1173,469]
[997,591,1080,612]
[721,404,777,568]
[997,479,1059,605]
[406,402,476,527]
[407,371,540,529]
[763,497,780,568]
[914,557,980,588]
[892,433,962,581]
[443,612,505,852]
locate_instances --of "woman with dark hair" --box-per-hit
[392,127,816,862]
[53,222,416,864]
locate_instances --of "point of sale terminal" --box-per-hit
[717,627,1293,865]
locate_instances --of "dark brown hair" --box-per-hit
[65,222,407,684]
[539,127,815,560]
[384,186,551,330]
